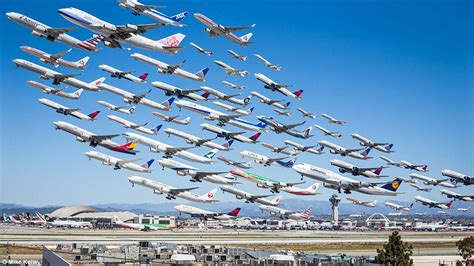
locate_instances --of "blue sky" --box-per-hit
[1,0,472,210]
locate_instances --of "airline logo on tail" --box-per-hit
[222,139,234,149]
[142,159,154,169]
[170,11,189,22]
[88,111,100,119]
[203,149,218,159]
[294,90,303,97]
[201,91,211,99]
[78,35,105,51]
[382,178,403,192]
[162,97,175,109]
[361,148,371,157]
[300,207,312,219]
[249,132,262,141]
[139,73,148,81]
[228,208,241,217]
[205,188,217,199]
[152,125,162,135]
[374,167,384,176]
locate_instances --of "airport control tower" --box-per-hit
[329,194,341,225]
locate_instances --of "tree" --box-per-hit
[457,236,474,261]
[375,231,413,265]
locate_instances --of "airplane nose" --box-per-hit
[12,59,22,66]
[5,12,16,19]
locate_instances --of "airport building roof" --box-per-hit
[48,205,137,222]
[49,205,97,218]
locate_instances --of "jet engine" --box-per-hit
[31,30,47,38]
[338,168,346,174]
[75,136,87,142]
[125,24,138,31]
[176,171,187,176]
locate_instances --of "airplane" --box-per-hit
[107,115,160,135]
[256,116,305,134]
[351,134,394,153]
[189,42,212,56]
[39,98,99,121]
[28,80,84,100]
[296,108,316,119]
[58,7,186,54]
[41,215,92,228]
[213,60,248,77]
[409,183,432,192]
[259,205,312,221]
[261,143,298,156]
[284,140,324,155]
[13,59,104,91]
[384,201,413,211]
[240,150,296,168]
[442,169,473,186]
[409,173,456,188]
[279,182,320,196]
[158,158,237,185]
[214,102,254,116]
[221,185,281,206]
[254,54,283,71]
[20,46,89,70]
[152,81,210,101]
[97,100,135,114]
[255,73,303,100]
[128,176,218,203]
[380,156,428,172]
[413,219,451,231]
[194,13,255,45]
[6,12,104,52]
[217,156,252,169]
[250,91,291,110]
[330,159,387,178]
[53,121,138,154]
[200,123,262,144]
[175,205,241,220]
[222,81,245,90]
[440,189,473,202]
[227,50,247,61]
[163,127,233,151]
[118,0,188,27]
[320,113,346,125]
[153,112,190,125]
[347,197,377,208]
[458,207,471,212]
[415,196,453,209]
[315,125,342,138]
[228,169,305,193]
[273,109,290,116]
[318,140,372,160]
[98,64,147,83]
[132,53,208,81]
[85,151,153,173]
[98,82,175,110]
[202,86,251,106]
[112,216,156,231]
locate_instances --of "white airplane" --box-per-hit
[440,189,473,202]
[318,140,372,160]
[214,102,254,116]
[259,205,312,221]
[112,216,155,231]
[175,205,241,220]
[297,108,316,119]
[315,125,342,138]
[6,12,104,52]
[222,81,245,90]
[107,115,160,135]
[128,176,218,203]
[284,140,324,155]
[256,116,305,134]
[118,0,188,27]
[347,197,377,208]
[200,123,262,144]
[273,109,290,116]
[217,156,252,169]
[132,53,208,81]
[97,100,135,114]
[458,207,471,213]
[13,59,104,91]
[254,54,283,71]
[227,50,247,61]
[85,151,153,172]
[351,134,394,153]
[20,46,89,70]
[28,80,84,100]
[413,219,451,231]
[43,217,92,228]
[39,98,99,121]
[152,81,210,101]
[415,196,453,209]
[251,91,291,110]
[228,169,305,193]
[189,42,212,56]
[380,156,428,172]
[442,169,473,186]
[98,64,148,83]
[202,86,251,106]
[409,173,456,188]
[261,143,298,156]
[153,112,190,125]
[330,159,387,178]
[213,60,248,77]
[98,82,174,110]
[194,13,255,45]
[255,73,303,100]
[58,7,186,54]
[163,127,233,151]
[409,183,432,192]
[240,150,296,168]
[53,121,138,154]
[221,185,281,206]
[320,113,346,125]
[279,182,320,196]
[384,201,413,211]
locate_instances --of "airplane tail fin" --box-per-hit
[385,143,394,152]
[161,97,175,110]
[72,88,84,98]
[381,178,403,192]
[170,11,189,22]
[76,56,90,68]
[90,77,106,87]
[293,89,303,98]
[228,208,241,217]
[243,95,252,105]
[447,201,453,208]
[120,140,139,150]
[87,110,100,120]
[373,167,384,176]
[422,165,428,172]
[151,125,162,135]
[195,67,210,81]
[271,195,282,205]
[409,202,414,209]
[306,183,320,193]
[78,34,105,51]
[239,33,253,43]
[284,101,291,108]
[181,117,191,124]
[247,107,255,114]
[222,139,234,149]
[249,132,262,142]
[281,157,296,168]
[203,188,218,200]
[303,127,313,138]
[203,148,219,159]
[128,106,136,114]
[201,90,211,99]
[138,73,148,82]
[158,33,186,47]
[301,207,312,219]
[361,148,372,157]
[141,159,155,169]
[112,215,123,224]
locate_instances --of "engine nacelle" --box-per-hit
[352,167,360,174]
[101,23,116,32]
[423,181,429,185]
[153,189,163,195]
[31,30,47,38]
[330,150,337,154]
[75,136,87,142]
[124,98,133,104]
[323,183,338,189]
[150,146,160,153]
[204,28,211,33]
[217,24,226,30]
[257,183,265,188]
[236,195,243,200]
[338,168,346,174]
[176,171,187,176]
[126,24,138,31]
[185,140,193,145]
[360,142,365,146]
[34,25,47,33]
[103,41,120,48]
[40,75,49,80]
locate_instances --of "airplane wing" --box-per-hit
[166,115,180,121]
[269,99,283,104]
[133,3,163,12]
[168,187,199,194]
[131,89,152,102]
[283,121,305,129]
[89,134,120,142]
[224,24,256,32]
[181,89,201,95]
[345,148,365,153]
[50,49,71,61]
[227,131,246,137]
[116,158,142,166]
[223,93,241,99]
[164,146,194,154]
[249,194,273,200]
[266,156,289,164]
[196,137,217,145]
[45,27,76,36]
[194,171,227,179]
[118,71,133,76]
[116,23,164,34]
[359,166,385,171]
[53,73,81,82]
[285,180,306,187]
[63,108,80,114]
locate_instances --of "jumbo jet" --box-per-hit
[221,185,281,206]
[330,159,387,178]
[85,151,153,173]
[20,46,89,70]
[13,59,104,91]
[228,169,305,193]
[347,197,377,208]
[259,205,312,221]
[53,121,138,154]
[251,91,291,110]
[58,7,186,54]
[132,53,208,81]
[202,86,251,106]
[189,42,212,56]
[284,140,324,155]
[442,169,473,186]
[99,64,148,83]
[255,73,303,100]
[194,13,255,45]
[175,205,241,220]
[273,109,290,116]
[6,12,103,52]
[200,123,262,144]
[315,125,342,138]
[163,127,233,151]
[39,98,99,121]
[152,81,210,101]
[128,176,218,203]
[384,201,413,211]
[214,102,254,116]
[409,183,432,192]
[351,134,394,153]
[297,108,316,119]
[440,189,473,202]
[261,143,298,156]
[28,80,83,100]
[254,54,283,71]
[222,81,245,90]
[415,196,453,209]
[214,60,248,77]
[107,115,160,135]
[318,140,372,160]
[240,150,296,168]
[321,113,346,125]
[227,50,247,61]
[409,173,456,188]
[118,0,188,27]
[158,158,237,185]
[380,156,428,172]
[279,182,320,196]
[98,82,174,110]
[217,156,252,169]
[153,112,190,125]
[97,100,135,114]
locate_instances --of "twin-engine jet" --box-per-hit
[318,140,372,160]
[200,123,262,144]
[221,185,281,206]
[99,64,148,83]
[347,197,377,208]
[259,205,312,221]
[330,159,387,178]
[284,140,324,155]
[280,182,320,196]
[240,150,296,168]
[315,125,342,138]
[153,112,190,125]
[194,13,255,46]
[86,151,153,172]
[190,42,212,56]
[175,205,241,220]
[440,189,473,202]
[202,86,251,106]
[321,113,346,125]
[227,50,247,61]
[261,143,298,156]
[118,0,188,27]
[251,91,290,110]
[217,157,252,169]
[380,156,428,172]
[163,127,233,151]
[254,54,283,71]
[351,134,394,153]
[39,98,99,121]
[152,81,210,101]
[409,173,456,188]
[297,108,316,119]
[98,100,135,114]
[228,169,305,193]
[222,81,245,90]
[257,116,312,138]
[214,102,254,116]
[28,81,83,100]
[384,201,413,211]
[442,169,473,186]
[255,73,303,100]
[415,196,453,209]
[20,46,89,70]
[409,183,432,192]
[214,60,248,77]
[107,115,160,135]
